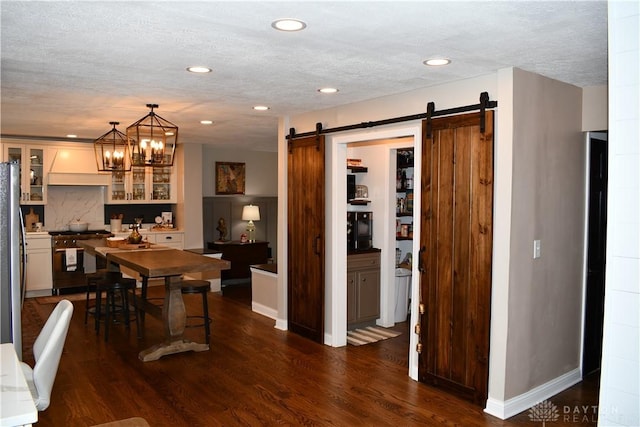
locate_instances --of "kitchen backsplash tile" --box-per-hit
[45,186,106,231]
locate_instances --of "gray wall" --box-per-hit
[181,144,278,252]
[506,68,585,398]
[201,146,278,258]
[203,196,277,260]
[202,147,277,197]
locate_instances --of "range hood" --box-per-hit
[47,146,110,186]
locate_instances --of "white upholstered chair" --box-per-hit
[20,299,74,411]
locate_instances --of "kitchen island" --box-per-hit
[78,239,230,361]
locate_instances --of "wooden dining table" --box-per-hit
[78,239,230,362]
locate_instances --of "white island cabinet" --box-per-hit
[25,232,53,297]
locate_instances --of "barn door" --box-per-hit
[418,110,494,405]
[287,133,325,342]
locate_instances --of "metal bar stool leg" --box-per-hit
[202,290,210,344]
[121,286,130,330]
[132,288,141,339]
[95,287,102,334]
[104,287,113,342]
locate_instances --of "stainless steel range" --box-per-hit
[50,230,112,293]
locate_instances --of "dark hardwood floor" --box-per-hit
[21,288,599,426]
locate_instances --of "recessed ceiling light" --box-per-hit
[253,105,270,111]
[423,58,451,66]
[186,66,212,73]
[271,19,307,32]
[318,87,339,94]
[66,134,77,138]
[200,120,213,125]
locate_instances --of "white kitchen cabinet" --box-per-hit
[106,165,176,204]
[25,233,53,295]
[147,231,183,249]
[2,143,51,204]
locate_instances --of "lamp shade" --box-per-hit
[242,205,260,221]
[126,104,178,167]
[94,121,131,172]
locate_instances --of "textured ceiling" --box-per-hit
[1,1,608,152]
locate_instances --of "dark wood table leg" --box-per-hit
[139,275,148,325]
[138,275,209,362]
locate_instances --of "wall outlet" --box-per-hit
[533,239,541,259]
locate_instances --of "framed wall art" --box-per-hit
[215,162,246,195]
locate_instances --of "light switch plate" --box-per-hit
[533,239,541,259]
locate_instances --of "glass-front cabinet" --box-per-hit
[151,165,173,202]
[3,143,49,204]
[106,165,175,204]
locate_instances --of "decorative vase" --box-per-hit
[128,224,142,244]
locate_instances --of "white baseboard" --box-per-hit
[321,331,343,347]
[25,289,53,298]
[251,302,277,320]
[484,368,582,420]
[275,318,287,331]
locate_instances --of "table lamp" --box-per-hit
[242,205,260,242]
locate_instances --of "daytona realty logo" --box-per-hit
[528,400,559,426]
[528,400,600,425]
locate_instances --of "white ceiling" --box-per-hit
[1,1,608,152]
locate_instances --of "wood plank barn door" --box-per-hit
[287,133,325,342]
[418,111,494,405]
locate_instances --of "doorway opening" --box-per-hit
[328,122,422,380]
[582,131,608,382]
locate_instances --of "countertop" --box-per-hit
[251,263,278,274]
[0,343,38,426]
[110,227,183,234]
[25,231,51,237]
[25,228,183,235]
[185,248,223,256]
[347,247,382,255]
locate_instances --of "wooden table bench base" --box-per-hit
[136,275,210,361]
[139,339,209,362]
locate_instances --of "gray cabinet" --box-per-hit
[347,250,380,329]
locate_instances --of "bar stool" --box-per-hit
[85,270,107,325]
[180,280,212,344]
[94,271,139,341]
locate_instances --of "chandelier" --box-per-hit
[126,104,178,167]
[94,121,131,172]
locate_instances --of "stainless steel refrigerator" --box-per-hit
[0,162,27,360]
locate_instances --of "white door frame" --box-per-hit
[325,121,422,380]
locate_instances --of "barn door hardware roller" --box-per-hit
[425,91,497,139]
[314,122,322,151]
[288,122,323,153]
